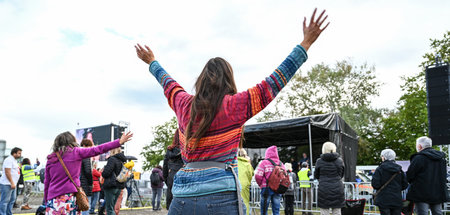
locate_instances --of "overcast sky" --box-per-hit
[0,0,449,171]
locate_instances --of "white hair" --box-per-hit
[416,136,432,150]
[322,142,336,154]
[381,149,396,161]
[285,163,293,172]
[238,148,247,157]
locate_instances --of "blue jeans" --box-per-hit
[81,195,92,215]
[81,208,90,215]
[126,186,132,200]
[168,191,239,215]
[104,188,121,215]
[260,187,281,215]
[415,202,442,215]
[152,188,163,210]
[89,192,100,213]
[0,184,17,215]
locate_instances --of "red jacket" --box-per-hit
[92,169,102,192]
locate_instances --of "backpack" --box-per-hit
[116,165,131,183]
[150,171,161,186]
[266,158,290,194]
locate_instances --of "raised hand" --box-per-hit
[135,43,155,64]
[119,131,133,145]
[300,8,330,51]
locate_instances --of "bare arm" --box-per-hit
[4,168,15,189]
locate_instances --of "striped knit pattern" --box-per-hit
[148,45,307,197]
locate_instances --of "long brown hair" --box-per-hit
[185,57,237,150]
[168,129,180,150]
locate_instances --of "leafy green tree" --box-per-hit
[257,60,383,164]
[420,31,450,68]
[141,117,178,171]
[368,31,449,161]
[368,74,428,161]
[275,60,381,119]
[260,60,383,135]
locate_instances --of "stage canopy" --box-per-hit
[243,113,359,182]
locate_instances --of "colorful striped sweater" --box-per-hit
[148,45,308,197]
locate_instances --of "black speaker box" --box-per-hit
[425,63,450,145]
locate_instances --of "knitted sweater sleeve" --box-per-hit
[254,161,265,187]
[225,45,308,123]
[148,61,191,117]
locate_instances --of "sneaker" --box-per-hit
[21,205,32,210]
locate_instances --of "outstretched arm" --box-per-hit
[228,9,329,122]
[78,132,133,159]
[135,44,191,114]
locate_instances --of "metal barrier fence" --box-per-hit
[249,181,450,214]
[25,180,450,213]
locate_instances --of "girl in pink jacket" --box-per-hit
[255,146,286,215]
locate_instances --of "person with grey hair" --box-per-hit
[406,136,449,215]
[314,142,345,215]
[371,149,408,215]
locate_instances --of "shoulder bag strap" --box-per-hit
[55,151,79,189]
[264,158,279,181]
[374,171,400,196]
[267,158,279,166]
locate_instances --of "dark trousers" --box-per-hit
[379,207,402,215]
[284,195,295,215]
[166,185,173,210]
[104,188,121,215]
[415,202,442,215]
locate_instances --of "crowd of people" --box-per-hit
[0,8,448,215]
[235,136,448,215]
[1,135,448,215]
